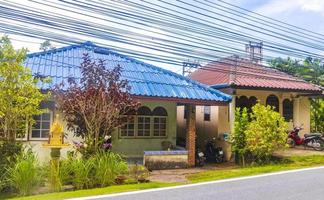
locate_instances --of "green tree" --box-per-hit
[0,36,50,141]
[245,103,288,163]
[39,40,55,51]
[232,107,249,166]
[269,57,300,75]
[269,57,324,133]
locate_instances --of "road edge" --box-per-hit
[69,165,324,200]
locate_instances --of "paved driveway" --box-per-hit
[74,167,324,200]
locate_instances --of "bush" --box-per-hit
[129,164,150,183]
[6,149,42,196]
[61,151,128,190]
[93,151,128,187]
[69,157,94,190]
[232,107,249,166]
[245,103,288,163]
[0,141,23,192]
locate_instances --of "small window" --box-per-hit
[283,99,293,121]
[137,116,151,136]
[184,105,188,119]
[153,107,167,137]
[266,95,279,112]
[120,117,135,137]
[31,112,52,139]
[137,106,151,137]
[204,106,211,121]
[30,101,54,140]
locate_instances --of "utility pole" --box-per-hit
[182,60,200,76]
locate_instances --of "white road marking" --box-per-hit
[69,166,324,200]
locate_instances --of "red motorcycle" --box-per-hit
[287,126,324,151]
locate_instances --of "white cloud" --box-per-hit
[300,0,324,12]
[256,0,324,16]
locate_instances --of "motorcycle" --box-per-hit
[195,148,206,167]
[205,138,224,163]
[287,126,324,151]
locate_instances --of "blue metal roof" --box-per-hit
[24,41,231,103]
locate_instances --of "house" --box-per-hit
[178,44,323,160]
[23,41,231,166]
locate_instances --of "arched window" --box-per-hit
[249,96,258,107]
[153,107,167,137]
[137,106,151,137]
[236,96,249,109]
[248,96,258,113]
[283,99,293,121]
[137,106,152,115]
[266,95,279,112]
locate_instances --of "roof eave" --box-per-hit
[133,95,231,106]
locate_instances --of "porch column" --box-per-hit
[229,95,236,134]
[186,104,196,167]
[293,97,300,126]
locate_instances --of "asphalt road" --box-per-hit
[80,167,324,200]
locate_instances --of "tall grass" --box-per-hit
[70,157,94,190]
[93,151,128,187]
[7,150,42,196]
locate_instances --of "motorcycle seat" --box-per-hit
[304,133,322,138]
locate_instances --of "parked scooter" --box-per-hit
[195,148,206,167]
[288,126,324,151]
[205,138,224,163]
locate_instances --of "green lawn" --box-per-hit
[6,155,324,200]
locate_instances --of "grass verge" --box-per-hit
[7,155,324,200]
[7,182,179,200]
[187,155,324,182]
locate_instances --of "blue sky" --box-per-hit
[239,0,324,32]
[4,0,324,73]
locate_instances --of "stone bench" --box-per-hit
[143,150,188,170]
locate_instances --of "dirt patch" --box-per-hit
[149,162,236,183]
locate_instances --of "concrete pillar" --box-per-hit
[229,95,236,134]
[293,97,300,127]
[186,104,196,167]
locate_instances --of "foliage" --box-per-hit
[56,151,128,190]
[269,56,324,132]
[39,40,55,51]
[232,107,249,166]
[310,99,324,132]
[0,36,50,141]
[55,53,139,152]
[93,151,128,187]
[269,57,300,75]
[0,141,23,192]
[6,149,42,196]
[245,103,288,163]
[269,56,324,86]
[69,157,94,190]
[129,164,150,183]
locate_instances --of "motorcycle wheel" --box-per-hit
[313,139,324,151]
[287,138,295,148]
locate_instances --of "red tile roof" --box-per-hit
[189,57,322,93]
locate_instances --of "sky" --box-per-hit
[3,0,324,73]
